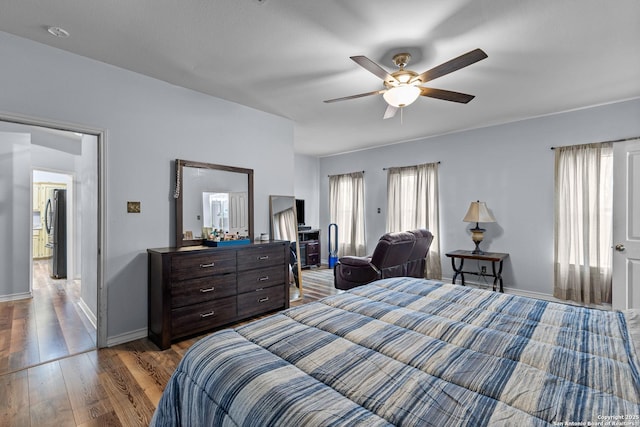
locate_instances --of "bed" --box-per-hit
[151,277,640,426]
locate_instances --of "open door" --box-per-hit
[612,138,640,310]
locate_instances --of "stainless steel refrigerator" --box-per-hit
[44,189,67,279]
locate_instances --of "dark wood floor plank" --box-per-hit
[34,312,69,362]
[8,317,40,372]
[130,339,182,381]
[59,352,113,426]
[96,348,156,427]
[28,362,76,427]
[54,296,95,355]
[0,304,12,330]
[76,410,123,427]
[0,369,30,426]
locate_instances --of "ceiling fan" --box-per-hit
[324,48,487,119]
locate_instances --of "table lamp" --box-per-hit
[463,201,496,254]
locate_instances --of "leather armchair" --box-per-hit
[334,231,416,290]
[405,229,434,278]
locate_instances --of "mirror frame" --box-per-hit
[175,159,254,247]
[269,195,303,301]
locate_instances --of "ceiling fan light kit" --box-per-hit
[383,85,421,107]
[324,49,488,119]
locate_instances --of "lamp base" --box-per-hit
[470,223,486,255]
[471,241,485,255]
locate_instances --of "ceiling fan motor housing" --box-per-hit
[385,69,420,88]
[392,53,411,68]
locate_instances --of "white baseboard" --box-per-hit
[106,328,147,347]
[78,298,97,329]
[0,291,32,302]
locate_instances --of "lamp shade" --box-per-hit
[383,84,421,107]
[463,201,496,223]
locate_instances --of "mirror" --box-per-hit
[270,195,303,301]
[175,159,254,247]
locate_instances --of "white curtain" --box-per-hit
[554,143,613,305]
[329,172,366,257]
[386,163,441,279]
[274,207,297,242]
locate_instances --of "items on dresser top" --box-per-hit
[147,241,289,350]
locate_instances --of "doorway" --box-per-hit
[0,119,103,375]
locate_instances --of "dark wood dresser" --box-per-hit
[147,241,289,349]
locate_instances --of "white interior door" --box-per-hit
[229,191,248,235]
[612,138,640,310]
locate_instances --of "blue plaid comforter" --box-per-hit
[151,278,640,426]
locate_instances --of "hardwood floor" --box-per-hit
[0,259,96,376]
[0,267,336,426]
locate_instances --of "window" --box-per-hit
[386,163,441,279]
[329,172,366,257]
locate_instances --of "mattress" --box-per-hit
[151,277,640,426]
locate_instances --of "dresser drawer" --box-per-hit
[172,296,236,338]
[237,265,285,294]
[171,273,236,308]
[305,242,319,254]
[171,251,236,280]
[237,244,285,271]
[307,253,320,266]
[237,286,285,318]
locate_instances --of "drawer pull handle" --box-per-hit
[200,262,215,268]
[200,287,215,293]
[200,311,215,318]
[257,255,270,260]
[258,276,270,282]
[256,287,264,292]
[258,297,270,303]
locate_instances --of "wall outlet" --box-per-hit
[480,266,487,275]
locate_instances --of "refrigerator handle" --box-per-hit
[44,198,52,234]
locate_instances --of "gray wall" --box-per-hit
[294,153,320,228]
[0,132,31,299]
[319,98,640,297]
[0,31,295,344]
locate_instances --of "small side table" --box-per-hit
[445,250,509,292]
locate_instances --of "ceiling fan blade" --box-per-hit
[324,89,385,103]
[412,48,487,84]
[350,56,399,85]
[420,87,476,103]
[383,105,398,119]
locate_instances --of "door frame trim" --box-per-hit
[0,110,107,348]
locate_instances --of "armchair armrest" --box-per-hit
[336,256,372,268]
[334,256,380,290]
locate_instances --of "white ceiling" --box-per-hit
[1,0,639,156]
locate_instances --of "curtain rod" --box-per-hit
[550,136,639,150]
[327,170,365,177]
[383,161,441,170]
